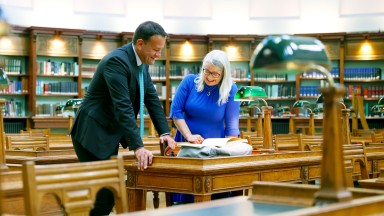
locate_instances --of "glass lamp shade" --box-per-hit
[293,100,311,109]
[0,68,9,90]
[64,98,83,117]
[240,100,260,108]
[316,94,323,104]
[250,35,332,75]
[379,96,384,105]
[234,86,267,101]
[371,105,384,114]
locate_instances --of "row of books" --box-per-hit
[36,61,79,76]
[153,83,167,99]
[0,58,24,74]
[254,73,289,81]
[301,67,340,79]
[81,63,98,77]
[36,103,61,116]
[264,84,296,99]
[149,65,166,80]
[344,67,381,81]
[345,85,384,99]
[0,79,29,94]
[2,99,23,117]
[36,81,78,95]
[232,68,251,81]
[169,65,200,78]
[299,85,321,97]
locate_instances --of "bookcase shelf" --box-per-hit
[3,26,384,133]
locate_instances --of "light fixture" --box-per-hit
[250,35,352,204]
[293,100,315,135]
[63,98,83,117]
[378,96,384,105]
[360,34,373,55]
[235,86,273,151]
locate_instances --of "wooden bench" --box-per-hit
[273,134,302,151]
[299,134,323,151]
[6,135,50,151]
[351,129,384,144]
[343,143,369,186]
[22,155,128,215]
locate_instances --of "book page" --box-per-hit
[178,138,248,148]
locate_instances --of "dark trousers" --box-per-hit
[72,138,118,216]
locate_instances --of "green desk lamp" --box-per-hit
[235,86,273,151]
[371,96,384,117]
[293,100,315,135]
[64,98,83,117]
[250,35,351,205]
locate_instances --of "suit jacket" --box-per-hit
[71,43,169,159]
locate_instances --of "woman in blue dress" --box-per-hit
[169,49,240,203]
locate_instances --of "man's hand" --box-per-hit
[161,135,176,156]
[134,147,153,171]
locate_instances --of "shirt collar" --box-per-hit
[132,43,143,67]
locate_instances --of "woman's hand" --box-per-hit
[186,134,204,144]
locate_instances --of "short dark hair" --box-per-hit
[132,21,167,45]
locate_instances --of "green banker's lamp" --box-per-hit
[293,100,315,135]
[240,100,261,132]
[250,35,351,205]
[63,98,83,133]
[235,86,273,150]
[371,96,384,117]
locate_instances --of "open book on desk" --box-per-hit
[177,138,248,149]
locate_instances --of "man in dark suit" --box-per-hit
[71,21,176,215]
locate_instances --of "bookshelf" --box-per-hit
[3,26,384,133]
[0,27,31,132]
[167,34,208,115]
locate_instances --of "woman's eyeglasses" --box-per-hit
[203,68,221,78]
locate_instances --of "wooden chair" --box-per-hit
[6,135,50,151]
[273,134,302,151]
[343,143,369,187]
[20,128,51,136]
[22,155,128,216]
[241,132,263,150]
[299,134,323,151]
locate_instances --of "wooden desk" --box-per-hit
[123,182,384,216]
[125,151,322,212]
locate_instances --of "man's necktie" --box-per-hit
[139,65,144,137]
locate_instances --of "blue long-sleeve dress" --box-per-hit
[169,74,240,203]
[170,74,240,141]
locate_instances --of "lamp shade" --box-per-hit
[63,98,83,117]
[234,86,267,101]
[240,100,260,107]
[379,96,384,105]
[250,35,332,74]
[0,68,9,90]
[293,100,311,109]
[371,105,384,114]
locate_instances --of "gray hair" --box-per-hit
[194,50,233,106]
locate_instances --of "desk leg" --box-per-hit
[127,189,146,212]
[194,195,211,202]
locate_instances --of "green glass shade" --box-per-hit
[371,105,384,114]
[379,96,384,105]
[234,86,267,101]
[316,94,323,103]
[0,68,9,90]
[250,35,332,74]
[240,100,260,107]
[64,98,83,113]
[293,100,311,108]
